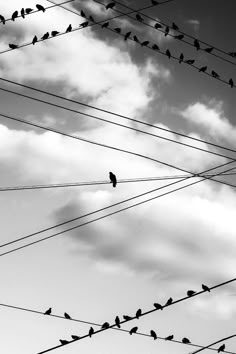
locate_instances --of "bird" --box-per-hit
[71,335,80,340]
[194,39,200,50]
[202,284,210,291]
[32,35,38,45]
[115,316,121,328]
[165,335,174,341]
[153,302,163,310]
[141,40,149,47]
[129,326,138,335]
[123,315,132,321]
[80,10,86,18]
[172,22,179,30]
[101,322,110,329]
[44,307,52,315]
[64,312,71,319]
[36,4,46,12]
[106,2,116,10]
[136,309,142,319]
[228,52,236,57]
[9,44,18,49]
[151,0,159,4]
[150,330,157,340]
[185,59,195,65]
[80,21,89,28]
[212,70,220,78]
[0,15,5,24]
[66,24,72,32]
[136,14,144,22]
[51,31,59,37]
[12,11,18,21]
[41,32,49,40]
[89,15,95,22]
[109,172,117,187]
[152,44,160,51]
[166,49,171,59]
[187,290,196,297]
[25,8,33,14]
[182,337,191,344]
[179,53,184,63]
[154,23,162,29]
[59,339,69,345]
[204,46,214,53]
[89,327,94,337]
[198,66,207,73]
[114,28,121,33]
[21,8,25,18]
[175,34,184,40]
[124,31,131,40]
[165,297,173,306]
[218,344,225,353]
[164,26,169,36]
[101,22,109,28]
[229,78,234,88]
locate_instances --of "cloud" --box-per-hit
[186,19,200,33]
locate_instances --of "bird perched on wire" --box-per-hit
[44,307,52,315]
[185,59,195,65]
[152,44,160,51]
[218,344,225,353]
[136,309,142,319]
[89,15,95,22]
[80,21,89,28]
[136,14,144,22]
[141,40,149,47]
[123,315,132,321]
[175,34,184,40]
[202,284,210,291]
[114,27,121,33]
[0,15,5,24]
[153,302,163,310]
[166,49,171,59]
[172,22,179,30]
[150,330,157,340]
[89,327,94,337]
[51,31,59,37]
[41,32,49,40]
[32,35,38,45]
[11,11,18,21]
[194,39,200,50]
[199,66,207,73]
[71,335,80,340]
[204,46,214,53]
[106,2,116,10]
[187,290,196,297]
[229,78,234,88]
[165,297,173,306]
[154,23,162,29]
[182,337,191,344]
[64,312,71,319]
[179,53,184,63]
[151,0,159,4]
[101,22,109,28]
[164,26,169,36]
[9,44,18,49]
[36,4,46,12]
[228,52,236,57]
[21,8,25,18]
[80,10,86,18]
[115,315,121,328]
[59,339,69,345]
[165,334,174,340]
[101,322,110,329]
[25,8,33,14]
[211,70,220,78]
[129,326,138,335]
[124,31,131,40]
[66,24,72,33]
[109,172,117,187]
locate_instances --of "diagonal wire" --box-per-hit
[190,334,236,354]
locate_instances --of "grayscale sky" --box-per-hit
[0,0,236,353]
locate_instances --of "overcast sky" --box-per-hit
[0,0,236,353]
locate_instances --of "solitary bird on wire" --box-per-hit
[141,40,149,47]
[0,15,5,24]
[101,22,109,28]
[202,284,210,292]
[123,315,132,321]
[21,8,25,18]
[66,24,72,32]
[164,26,169,36]
[80,21,89,28]
[150,330,157,340]
[166,49,171,59]
[165,334,174,340]
[11,11,18,21]
[59,339,69,345]
[64,312,71,319]
[218,344,225,353]
[32,35,38,45]
[101,322,110,329]
[229,78,234,88]
[80,10,86,18]
[9,43,18,49]
[152,44,160,51]
[71,335,80,340]
[136,308,142,319]
[25,8,33,14]
[89,327,94,337]
[106,2,116,10]
[187,290,196,297]
[194,39,200,50]
[115,315,121,328]
[182,337,191,344]
[212,70,220,78]
[175,34,184,40]
[109,172,117,187]
[199,66,207,73]
[228,52,236,57]
[179,53,184,63]
[154,23,162,29]
[51,31,59,37]
[165,297,173,306]
[114,27,121,33]
[129,326,138,335]
[44,307,52,315]
[153,302,163,310]
[204,46,214,53]
[172,22,179,30]
[124,31,131,40]
[185,59,195,65]
[36,4,46,12]
[136,14,144,22]
[41,32,49,40]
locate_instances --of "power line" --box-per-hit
[192,334,236,354]
[35,275,236,353]
[1,160,234,256]
[1,171,236,192]
[0,301,235,354]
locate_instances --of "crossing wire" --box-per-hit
[192,334,236,354]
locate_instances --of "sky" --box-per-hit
[0,0,236,353]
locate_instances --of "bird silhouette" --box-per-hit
[151,0,159,4]
[150,330,157,340]
[51,31,59,37]
[106,2,116,10]
[175,34,184,40]
[152,44,160,51]
[101,322,110,329]
[25,8,33,14]
[218,344,225,353]
[141,41,149,47]
[80,21,89,28]
[71,335,80,340]
[153,302,163,310]
[109,172,117,187]
[80,10,86,18]
[0,15,5,24]
[194,39,200,50]
[41,32,49,40]
[164,26,169,36]
[36,4,46,12]
[129,326,138,335]
[115,315,121,328]
[179,53,184,63]
[12,11,18,21]
[66,24,72,32]
[165,297,173,306]
[187,290,196,297]
[59,339,69,345]
[154,23,162,29]
[64,312,71,319]
[182,337,191,344]
[229,78,234,88]
[228,52,236,57]
[204,46,214,53]
[199,66,207,73]
[44,307,52,315]
[166,49,171,59]
[123,315,132,321]
[89,15,95,22]
[202,284,210,291]
[185,59,195,65]
[124,31,131,40]
[212,70,220,78]
[101,22,109,28]
[172,22,179,30]
[114,28,121,33]
[165,335,174,340]
[89,327,94,337]
[9,44,18,49]
[21,8,25,18]
[136,309,142,319]
[32,35,38,45]
[136,14,144,22]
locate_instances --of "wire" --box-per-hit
[0,301,235,354]
[1,171,236,192]
[191,334,236,354]
[0,160,234,256]
[36,274,236,353]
